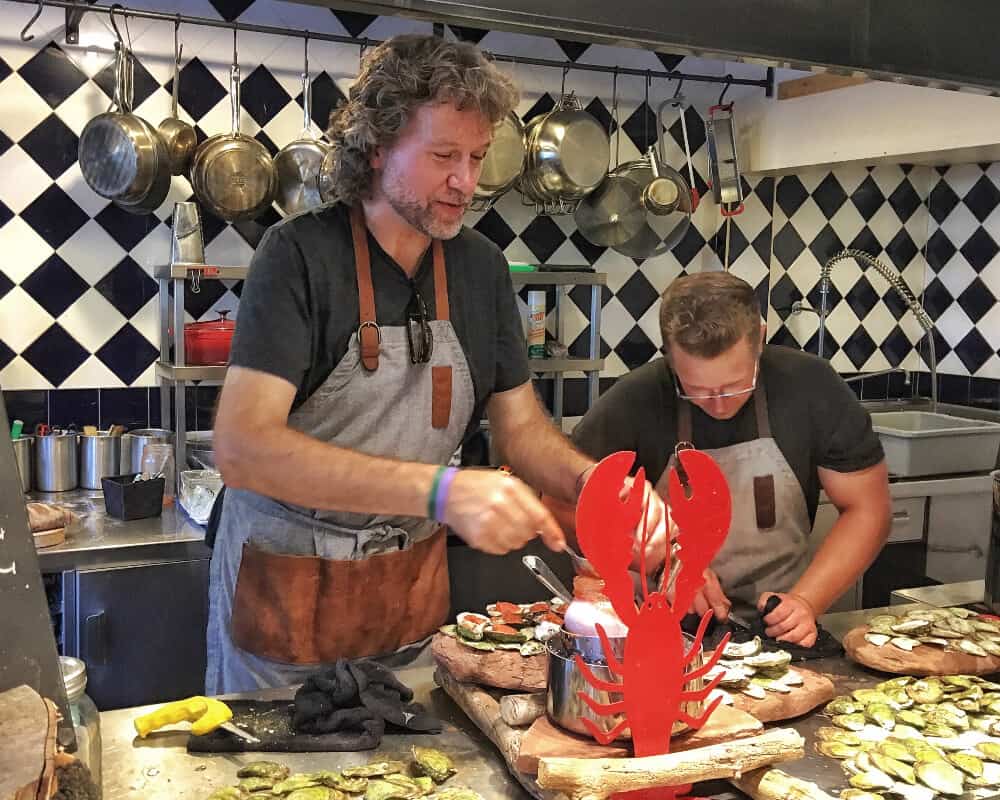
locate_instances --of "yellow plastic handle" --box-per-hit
[133,696,233,738]
[192,698,234,736]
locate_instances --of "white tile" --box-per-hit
[861,303,897,345]
[936,351,969,376]
[597,296,634,348]
[57,220,125,284]
[938,203,981,248]
[0,355,51,390]
[547,238,589,266]
[936,253,977,298]
[860,350,891,372]
[57,163,113,218]
[829,350,854,373]
[61,355,125,389]
[262,100,312,152]
[204,225,255,268]
[636,304,663,351]
[0,73,53,141]
[0,6,68,68]
[828,201,866,245]
[796,167,828,195]
[638,251,685,295]
[600,351,629,379]
[0,145,53,213]
[823,301,862,345]
[360,15,432,42]
[785,306,819,346]
[981,254,1000,298]
[153,176,196,221]
[942,163,983,199]
[935,303,974,347]
[786,197,826,244]
[869,164,906,199]
[831,163,869,195]
[0,287,52,351]
[0,217,54,282]
[130,361,158,388]
[786,250,823,294]
[133,87,174,128]
[973,354,1000,380]
[56,79,115,137]
[128,221,172,272]
[492,188,539,237]
[976,303,1000,350]
[868,204,903,247]
[57,289,126,352]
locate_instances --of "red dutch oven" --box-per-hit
[184,310,234,365]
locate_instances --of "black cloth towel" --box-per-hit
[681,595,843,661]
[187,658,441,753]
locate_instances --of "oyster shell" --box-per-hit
[948,752,984,778]
[741,683,766,700]
[287,789,339,800]
[206,790,243,800]
[816,727,863,746]
[906,679,944,705]
[977,741,1000,762]
[956,639,988,657]
[827,697,862,715]
[364,779,416,800]
[914,760,965,795]
[890,637,920,652]
[848,769,894,791]
[343,762,407,779]
[877,741,915,763]
[864,633,890,647]
[438,625,458,638]
[519,640,546,656]
[891,619,931,635]
[722,636,762,658]
[816,741,860,759]
[743,650,792,674]
[428,789,485,800]
[839,791,885,800]
[864,703,896,730]
[413,777,434,795]
[238,777,275,792]
[237,761,291,781]
[896,709,926,729]
[750,676,791,694]
[273,775,324,794]
[327,775,368,793]
[944,607,976,618]
[870,752,915,784]
[852,689,892,705]
[411,746,457,784]
[833,712,867,731]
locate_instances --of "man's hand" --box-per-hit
[443,469,566,555]
[628,481,675,574]
[758,591,817,646]
[689,568,731,622]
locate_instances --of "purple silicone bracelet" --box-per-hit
[433,467,459,524]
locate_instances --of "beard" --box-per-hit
[379,167,467,240]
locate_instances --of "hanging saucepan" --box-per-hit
[518,92,609,214]
[190,34,277,223]
[611,158,693,260]
[470,111,526,212]
[274,40,330,216]
[157,23,197,176]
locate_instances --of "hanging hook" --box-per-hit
[303,31,310,76]
[109,3,125,45]
[560,63,570,99]
[718,73,733,106]
[610,67,620,168]
[173,15,182,65]
[232,22,238,67]
[671,76,685,103]
[642,69,651,150]
[20,0,44,42]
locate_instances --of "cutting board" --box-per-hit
[843,626,1000,676]
[516,703,763,775]
[729,667,836,722]
[431,633,547,691]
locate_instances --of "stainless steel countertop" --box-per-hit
[31,488,209,571]
[891,580,985,608]
[98,606,923,800]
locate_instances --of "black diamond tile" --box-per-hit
[772,222,806,269]
[296,72,346,131]
[884,228,918,269]
[960,228,1000,272]
[183,277,228,319]
[96,323,158,385]
[928,179,961,224]
[842,328,878,369]
[0,339,13,371]
[21,254,87,317]
[241,66,291,128]
[751,225,772,266]
[655,52,684,71]
[921,277,953,320]
[754,176,775,212]
[19,114,78,179]
[927,327,952,364]
[775,175,808,219]
[254,129,279,157]
[769,273,801,319]
[199,203,227,244]
[232,206,282,249]
[332,10,377,37]
[230,280,244,297]
[805,278,842,316]
[964,175,1000,222]
[0,199,13,229]
[0,129,12,158]
[568,283,612,316]
[808,224,844,264]
[568,328,611,359]
[954,328,993,373]
[888,178,922,223]
[803,329,840,359]
[614,325,657,370]
[570,229,606,265]
[177,58,227,121]
[845,275,879,319]
[926,228,957,271]
[848,225,881,257]
[447,24,489,44]
[473,209,516,251]
[0,270,13,301]
[21,324,88,387]
[770,324,804,351]
[616,271,659,319]
[20,185,87,248]
[93,51,158,110]
[519,216,567,263]
[585,97,613,136]
[0,56,10,83]
[671,224,706,266]
[713,219,749,264]
[95,256,156,318]
[622,101,657,153]
[96,204,161,252]
[667,106,706,157]
[883,289,908,321]
[850,175,885,221]
[811,173,847,219]
[556,40,590,61]
[521,93,555,123]
[956,277,996,323]
[18,43,87,108]
[880,325,912,367]
[207,0,255,21]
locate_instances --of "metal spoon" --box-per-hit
[522,555,573,605]
[562,542,596,576]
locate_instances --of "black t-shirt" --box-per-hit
[229,202,531,437]
[572,345,884,522]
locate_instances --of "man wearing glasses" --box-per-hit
[564,272,891,646]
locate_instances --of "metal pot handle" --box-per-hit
[111,41,124,113]
[657,97,700,212]
[301,36,312,136]
[171,23,182,118]
[230,64,241,137]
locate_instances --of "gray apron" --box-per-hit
[656,375,812,620]
[205,208,474,694]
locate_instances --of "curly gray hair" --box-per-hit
[325,34,519,204]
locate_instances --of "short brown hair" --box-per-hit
[659,272,762,358]
[324,34,519,204]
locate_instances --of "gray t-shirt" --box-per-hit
[229,202,530,438]
[572,344,885,522]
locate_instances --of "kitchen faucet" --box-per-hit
[818,249,938,412]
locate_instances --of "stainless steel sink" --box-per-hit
[869,410,1000,476]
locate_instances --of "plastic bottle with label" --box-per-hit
[562,575,629,637]
[60,656,102,797]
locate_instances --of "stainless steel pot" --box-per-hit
[547,629,703,740]
[185,430,215,469]
[274,71,330,216]
[157,32,197,177]
[80,432,122,490]
[471,111,526,211]
[121,428,174,474]
[35,433,79,492]
[13,435,33,493]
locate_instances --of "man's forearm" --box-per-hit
[216,425,438,517]
[790,508,889,615]
[495,413,593,504]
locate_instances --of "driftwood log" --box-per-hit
[731,767,838,800]
[499,693,547,727]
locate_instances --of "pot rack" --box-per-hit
[16,0,774,96]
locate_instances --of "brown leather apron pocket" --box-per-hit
[753,474,777,530]
[431,366,452,429]
[230,527,450,664]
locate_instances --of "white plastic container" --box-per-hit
[871,411,1000,477]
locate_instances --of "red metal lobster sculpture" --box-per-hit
[572,449,733,799]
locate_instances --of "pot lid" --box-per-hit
[187,309,234,331]
[612,162,693,260]
[476,112,526,194]
[574,170,645,247]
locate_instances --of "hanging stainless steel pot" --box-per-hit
[157,26,197,177]
[470,111,526,211]
[706,102,744,215]
[612,160,693,260]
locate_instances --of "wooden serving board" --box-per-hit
[431,633,547,691]
[729,667,836,723]
[844,626,1000,676]
[33,528,65,549]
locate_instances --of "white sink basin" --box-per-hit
[870,411,1000,476]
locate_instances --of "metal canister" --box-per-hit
[35,433,79,492]
[79,432,122,490]
[120,428,174,474]
[13,435,33,492]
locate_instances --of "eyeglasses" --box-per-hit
[405,282,434,364]
[674,360,759,401]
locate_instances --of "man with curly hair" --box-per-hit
[204,34,666,693]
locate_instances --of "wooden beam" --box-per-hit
[778,73,868,100]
